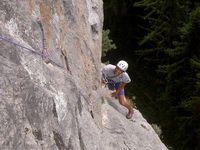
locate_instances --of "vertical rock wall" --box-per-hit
[0,0,103,149]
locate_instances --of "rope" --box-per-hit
[0,30,106,119]
[0,36,63,68]
[38,21,72,75]
[79,91,94,118]
[78,82,108,119]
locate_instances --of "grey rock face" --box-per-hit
[0,0,167,150]
[101,92,168,150]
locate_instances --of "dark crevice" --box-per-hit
[53,131,67,150]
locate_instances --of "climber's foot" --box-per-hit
[126,109,133,119]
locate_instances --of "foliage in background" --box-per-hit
[102,29,116,58]
[103,0,200,149]
[103,0,138,62]
[134,0,200,149]
[151,124,162,137]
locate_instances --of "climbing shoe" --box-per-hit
[126,109,133,119]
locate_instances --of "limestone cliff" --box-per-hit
[0,0,168,150]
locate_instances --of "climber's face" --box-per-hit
[113,66,123,75]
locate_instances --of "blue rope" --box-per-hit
[0,36,63,68]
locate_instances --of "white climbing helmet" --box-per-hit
[116,60,128,71]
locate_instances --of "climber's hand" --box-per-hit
[111,92,118,97]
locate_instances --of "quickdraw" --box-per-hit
[0,36,63,68]
[37,20,48,57]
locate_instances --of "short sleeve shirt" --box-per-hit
[102,64,131,83]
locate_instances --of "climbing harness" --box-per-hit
[102,73,118,87]
[102,73,120,99]
[102,73,108,85]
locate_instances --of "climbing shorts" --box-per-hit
[107,81,124,95]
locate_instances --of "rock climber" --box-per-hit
[102,60,133,119]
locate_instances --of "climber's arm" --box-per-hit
[111,82,126,97]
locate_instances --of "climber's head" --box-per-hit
[114,60,128,75]
[116,60,128,71]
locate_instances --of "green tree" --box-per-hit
[134,0,200,149]
[134,0,189,64]
[103,0,138,60]
[157,5,200,150]
[102,29,116,58]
